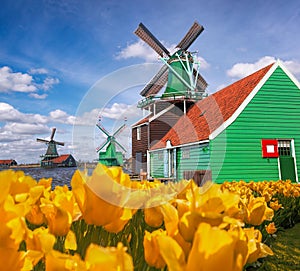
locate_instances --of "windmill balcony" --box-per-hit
[137,91,206,108]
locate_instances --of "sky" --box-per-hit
[1,0,300,164]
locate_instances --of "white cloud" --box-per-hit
[29,68,48,74]
[116,40,160,62]
[116,41,210,73]
[227,56,300,79]
[3,122,49,134]
[0,66,36,93]
[100,103,141,120]
[195,56,210,70]
[0,66,60,97]
[282,60,300,75]
[29,93,48,99]
[227,56,276,78]
[41,77,60,90]
[0,102,48,123]
[49,109,76,125]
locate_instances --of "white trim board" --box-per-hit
[149,139,209,153]
[209,60,300,140]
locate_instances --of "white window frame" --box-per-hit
[137,126,141,141]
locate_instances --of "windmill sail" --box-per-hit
[135,21,207,98]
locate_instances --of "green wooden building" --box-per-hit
[149,60,300,184]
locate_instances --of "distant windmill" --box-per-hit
[37,128,64,160]
[96,118,127,167]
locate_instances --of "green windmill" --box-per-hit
[135,22,208,111]
[96,119,127,167]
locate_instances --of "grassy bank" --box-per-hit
[256,223,300,271]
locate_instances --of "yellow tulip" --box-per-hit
[46,250,86,271]
[244,227,273,263]
[40,198,72,236]
[144,206,164,228]
[269,200,282,211]
[64,230,77,251]
[0,247,25,271]
[265,222,277,235]
[0,197,28,249]
[179,211,224,242]
[156,234,186,271]
[186,223,247,271]
[85,243,133,271]
[71,168,133,232]
[143,230,166,269]
[246,197,274,225]
[26,204,45,225]
[26,227,56,254]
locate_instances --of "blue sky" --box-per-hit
[1,0,300,163]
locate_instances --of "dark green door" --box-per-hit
[278,140,296,182]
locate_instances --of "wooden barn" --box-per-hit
[0,159,17,167]
[41,154,76,168]
[147,61,300,184]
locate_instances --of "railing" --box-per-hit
[137,91,206,108]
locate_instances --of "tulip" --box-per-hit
[244,227,273,263]
[46,250,86,271]
[265,222,277,235]
[269,200,282,211]
[71,168,133,233]
[143,230,166,269]
[85,243,133,271]
[186,223,248,271]
[246,197,274,225]
[0,247,26,271]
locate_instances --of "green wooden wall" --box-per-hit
[150,143,210,179]
[176,143,210,180]
[210,67,300,183]
[150,150,165,178]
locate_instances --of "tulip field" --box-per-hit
[0,164,299,271]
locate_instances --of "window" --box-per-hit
[182,149,190,159]
[137,126,141,141]
[278,140,291,157]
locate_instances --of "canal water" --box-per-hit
[1,167,77,188]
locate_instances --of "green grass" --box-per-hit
[256,223,300,271]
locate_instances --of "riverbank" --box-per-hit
[10,164,40,168]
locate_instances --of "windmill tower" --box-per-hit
[132,21,208,174]
[96,118,127,167]
[37,128,64,166]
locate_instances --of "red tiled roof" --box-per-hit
[0,159,15,164]
[152,63,274,150]
[50,154,70,164]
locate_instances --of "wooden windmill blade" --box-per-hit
[134,23,170,57]
[36,138,50,143]
[96,123,110,137]
[113,123,126,138]
[176,21,204,50]
[53,140,65,146]
[140,64,169,97]
[96,138,110,152]
[50,128,56,140]
[114,139,127,153]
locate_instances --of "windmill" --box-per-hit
[37,128,64,166]
[96,118,127,167]
[134,21,208,113]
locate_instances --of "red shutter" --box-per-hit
[261,139,278,158]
